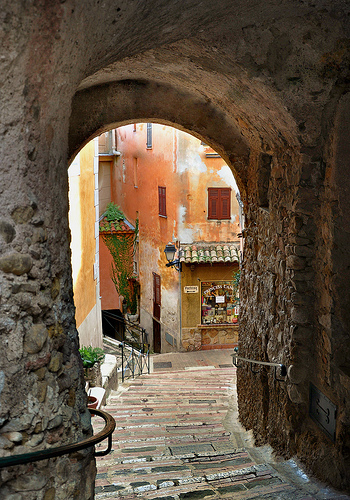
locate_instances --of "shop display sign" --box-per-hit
[201,280,239,325]
[184,286,199,293]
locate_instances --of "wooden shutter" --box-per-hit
[208,188,219,219]
[158,186,166,216]
[153,272,161,320]
[208,188,231,219]
[220,188,231,219]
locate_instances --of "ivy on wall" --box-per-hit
[100,203,139,314]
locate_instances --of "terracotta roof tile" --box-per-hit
[180,243,240,264]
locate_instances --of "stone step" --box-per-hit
[93,360,349,499]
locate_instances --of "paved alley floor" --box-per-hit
[93,350,349,499]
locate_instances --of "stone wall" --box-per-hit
[0,3,96,495]
[182,326,238,351]
[0,190,96,497]
[237,97,350,491]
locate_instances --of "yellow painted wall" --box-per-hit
[69,140,97,328]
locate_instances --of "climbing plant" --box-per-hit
[99,202,125,231]
[100,203,139,314]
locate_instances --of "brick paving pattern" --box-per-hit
[93,351,349,499]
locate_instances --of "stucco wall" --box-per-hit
[77,302,103,349]
[69,141,98,328]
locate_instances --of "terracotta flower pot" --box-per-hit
[87,395,98,410]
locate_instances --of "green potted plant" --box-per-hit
[79,346,105,387]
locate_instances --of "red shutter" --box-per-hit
[208,188,219,219]
[208,188,231,220]
[158,186,166,216]
[153,272,161,320]
[220,188,231,219]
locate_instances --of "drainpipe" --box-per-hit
[179,261,182,350]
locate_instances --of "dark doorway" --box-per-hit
[102,309,125,341]
[153,273,161,352]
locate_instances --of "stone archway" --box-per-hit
[1,1,350,497]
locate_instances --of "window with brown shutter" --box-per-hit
[208,187,231,220]
[158,186,166,217]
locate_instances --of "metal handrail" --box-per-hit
[231,352,287,382]
[120,341,150,382]
[103,310,147,337]
[0,408,116,469]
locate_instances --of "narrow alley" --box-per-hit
[92,351,349,500]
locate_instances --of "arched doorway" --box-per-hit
[1,2,350,496]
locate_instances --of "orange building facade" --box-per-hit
[98,124,241,353]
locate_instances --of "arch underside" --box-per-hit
[69,41,300,194]
[67,36,350,490]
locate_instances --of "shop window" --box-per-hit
[158,186,166,217]
[201,281,239,324]
[208,188,231,220]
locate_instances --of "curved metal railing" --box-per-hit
[0,408,116,469]
[231,349,287,382]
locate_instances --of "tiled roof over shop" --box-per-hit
[179,243,240,264]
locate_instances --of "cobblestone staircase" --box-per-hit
[93,360,349,499]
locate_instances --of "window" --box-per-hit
[208,188,231,220]
[201,281,239,325]
[158,186,166,217]
[146,123,152,149]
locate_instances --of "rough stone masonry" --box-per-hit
[1,0,350,498]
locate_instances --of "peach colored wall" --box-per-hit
[98,123,240,350]
[109,124,181,348]
[176,133,240,243]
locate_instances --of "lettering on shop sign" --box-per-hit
[203,284,234,295]
[184,286,198,293]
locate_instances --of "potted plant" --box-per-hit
[87,395,99,410]
[79,346,105,387]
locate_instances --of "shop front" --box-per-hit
[180,244,240,351]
